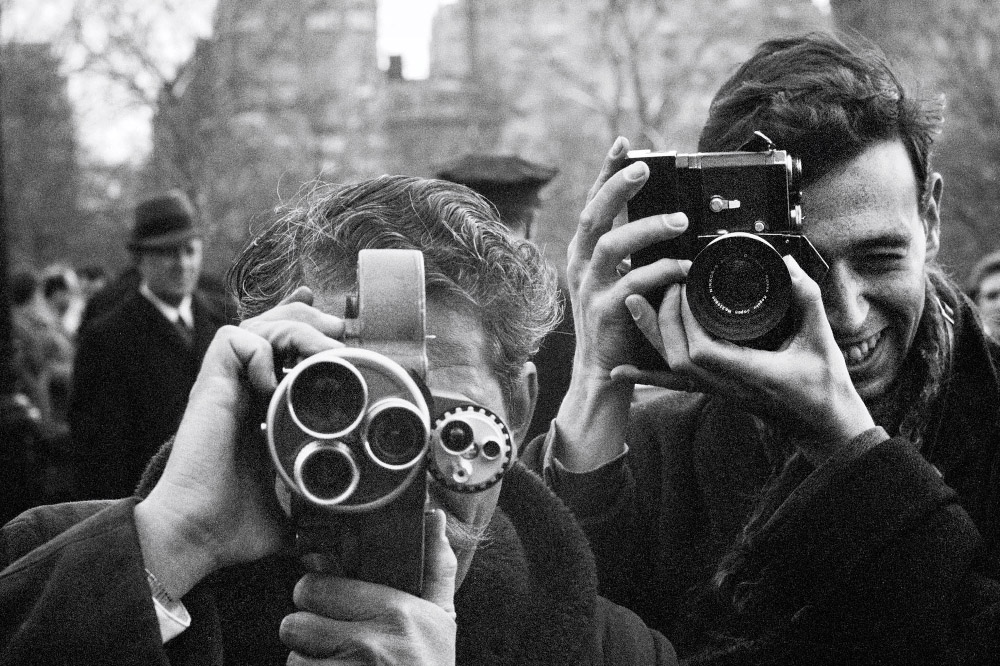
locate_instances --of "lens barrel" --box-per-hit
[687,232,792,345]
[365,398,430,469]
[287,358,368,439]
[293,441,360,505]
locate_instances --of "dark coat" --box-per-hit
[524,294,1000,665]
[0,463,676,666]
[69,287,231,499]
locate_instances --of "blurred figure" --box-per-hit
[70,191,230,499]
[967,248,1000,336]
[41,265,84,337]
[79,265,140,330]
[10,269,74,433]
[435,154,572,442]
[76,264,108,303]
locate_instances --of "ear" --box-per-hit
[923,172,943,261]
[506,361,538,450]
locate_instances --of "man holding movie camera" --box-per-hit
[0,175,676,665]
[524,32,1000,664]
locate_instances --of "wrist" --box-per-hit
[553,372,632,471]
[134,496,220,600]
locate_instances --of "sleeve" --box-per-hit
[590,595,679,666]
[70,324,133,499]
[524,419,675,630]
[717,437,985,663]
[0,499,170,666]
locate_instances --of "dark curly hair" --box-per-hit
[698,32,944,214]
[228,175,561,410]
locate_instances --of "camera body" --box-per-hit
[625,133,828,368]
[265,249,513,596]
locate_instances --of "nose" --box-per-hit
[820,262,869,334]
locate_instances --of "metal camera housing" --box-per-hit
[265,248,431,595]
[624,132,828,369]
[264,249,516,595]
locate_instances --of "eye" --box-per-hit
[858,251,906,273]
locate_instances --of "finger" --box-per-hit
[279,285,315,307]
[281,611,359,659]
[194,326,278,398]
[589,214,689,279]
[242,301,347,340]
[573,160,649,262]
[610,364,701,392]
[624,294,666,358]
[293,573,406,620]
[421,509,457,619]
[585,136,630,204]
[244,318,345,362]
[657,283,692,370]
[784,255,827,329]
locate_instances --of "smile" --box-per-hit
[840,331,882,366]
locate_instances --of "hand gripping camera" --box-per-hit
[265,249,514,596]
[624,132,829,369]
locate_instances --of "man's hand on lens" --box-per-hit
[615,255,875,465]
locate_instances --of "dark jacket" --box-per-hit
[0,463,676,666]
[69,288,231,499]
[524,295,1000,665]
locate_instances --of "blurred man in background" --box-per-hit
[70,191,230,499]
[436,154,573,442]
[966,248,1000,337]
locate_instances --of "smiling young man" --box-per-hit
[524,32,1000,664]
[1,176,676,665]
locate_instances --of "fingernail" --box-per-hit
[625,296,641,320]
[625,162,646,180]
[610,136,626,157]
[663,213,687,229]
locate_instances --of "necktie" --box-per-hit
[174,316,193,346]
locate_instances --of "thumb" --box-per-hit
[422,509,458,619]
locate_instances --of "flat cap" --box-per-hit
[435,154,559,189]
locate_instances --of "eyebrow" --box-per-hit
[850,232,912,253]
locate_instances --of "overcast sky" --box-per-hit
[3,0,826,165]
[2,0,451,164]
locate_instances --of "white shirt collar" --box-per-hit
[139,283,194,328]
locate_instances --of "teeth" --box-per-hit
[842,332,880,365]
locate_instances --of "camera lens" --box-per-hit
[710,254,770,312]
[288,359,367,438]
[688,232,791,345]
[439,420,475,454]
[294,441,359,505]
[365,398,428,469]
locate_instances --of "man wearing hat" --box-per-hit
[69,192,231,499]
[436,154,572,442]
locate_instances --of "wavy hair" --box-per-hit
[228,175,561,409]
[698,32,944,214]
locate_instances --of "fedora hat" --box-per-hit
[129,193,200,251]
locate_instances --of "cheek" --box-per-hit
[874,274,926,336]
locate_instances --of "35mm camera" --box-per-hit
[625,133,828,368]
